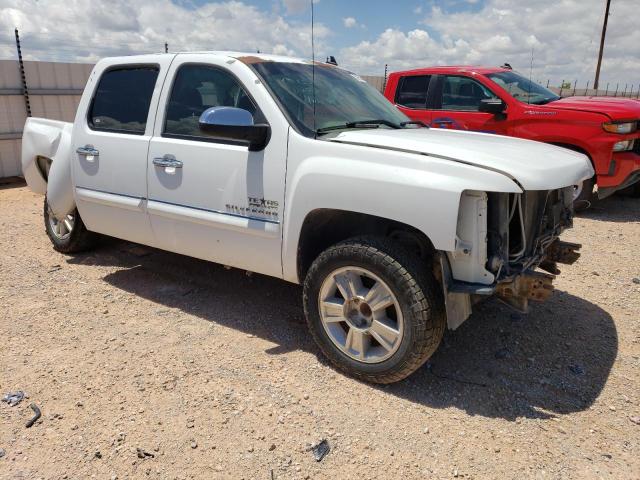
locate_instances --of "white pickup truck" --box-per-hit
[22,52,593,383]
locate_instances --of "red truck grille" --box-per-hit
[633,139,640,155]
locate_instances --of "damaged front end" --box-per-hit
[487,188,581,310]
[441,188,581,329]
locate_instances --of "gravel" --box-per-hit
[0,185,639,479]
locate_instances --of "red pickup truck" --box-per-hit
[384,66,640,205]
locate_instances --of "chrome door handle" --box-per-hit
[153,155,183,169]
[76,145,99,160]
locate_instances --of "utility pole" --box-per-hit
[594,0,611,90]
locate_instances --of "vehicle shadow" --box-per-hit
[576,194,640,223]
[67,240,617,421]
[0,177,27,190]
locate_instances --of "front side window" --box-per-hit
[395,75,431,109]
[487,71,560,105]
[164,64,260,139]
[439,75,499,111]
[89,66,159,134]
[250,61,409,137]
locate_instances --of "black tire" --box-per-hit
[574,176,595,212]
[44,196,97,253]
[303,236,446,384]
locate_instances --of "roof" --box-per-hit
[96,51,312,65]
[390,65,510,76]
[184,51,311,64]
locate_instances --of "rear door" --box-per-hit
[72,55,174,244]
[392,74,433,125]
[428,74,509,135]
[145,55,287,278]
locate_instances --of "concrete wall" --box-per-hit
[0,60,92,178]
[361,75,386,93]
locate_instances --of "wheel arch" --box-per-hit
[295,208,437,284]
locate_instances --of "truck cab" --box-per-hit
[22,53,593,383]
[384,66,640,204]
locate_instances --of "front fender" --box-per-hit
[21,118,75,219]
[281,135,522,283]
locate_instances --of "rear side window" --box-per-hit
[89,66,159,134]
[395,75,431,109]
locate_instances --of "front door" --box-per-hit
[429,75,509,136]
[146,56,287,278]
[72,56,173,245]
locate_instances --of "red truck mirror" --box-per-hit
[478,99,506,117]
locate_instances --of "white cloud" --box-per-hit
[343,17,357,28]
[1,0,637,87]
[282,0,319,15]
[339,0,639,85]
[0,0,330,63]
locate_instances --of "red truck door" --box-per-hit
[390,74,433,125]
[429,75,509,136]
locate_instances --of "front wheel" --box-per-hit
[303,236,446,384]
[44,196,97,253]
[573,176,595,211]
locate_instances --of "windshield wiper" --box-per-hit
[400,120,429,128]
[531,96,560,105]
[317,119,401,134]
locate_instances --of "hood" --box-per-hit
[329,128,594,191]
[544,96,640,121]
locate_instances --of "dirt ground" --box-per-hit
[0,184,639,480]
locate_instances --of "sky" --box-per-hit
[0,0,638,86]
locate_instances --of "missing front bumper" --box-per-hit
[496,270,555,312]
[495,240,582,312]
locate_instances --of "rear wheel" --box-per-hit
[303,236,446,384]
[44,196,97,253]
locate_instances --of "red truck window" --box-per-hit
[395,75,431,109]
[439,76,498,111]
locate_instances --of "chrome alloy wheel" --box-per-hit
[48,206,75,240]
[318,266,404,363]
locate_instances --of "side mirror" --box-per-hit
[198,107,271,151]
[478,98,506,116]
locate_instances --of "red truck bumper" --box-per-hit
[597,149,640,198]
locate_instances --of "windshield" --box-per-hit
[249,61,409,137]
[487,71,560,105]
